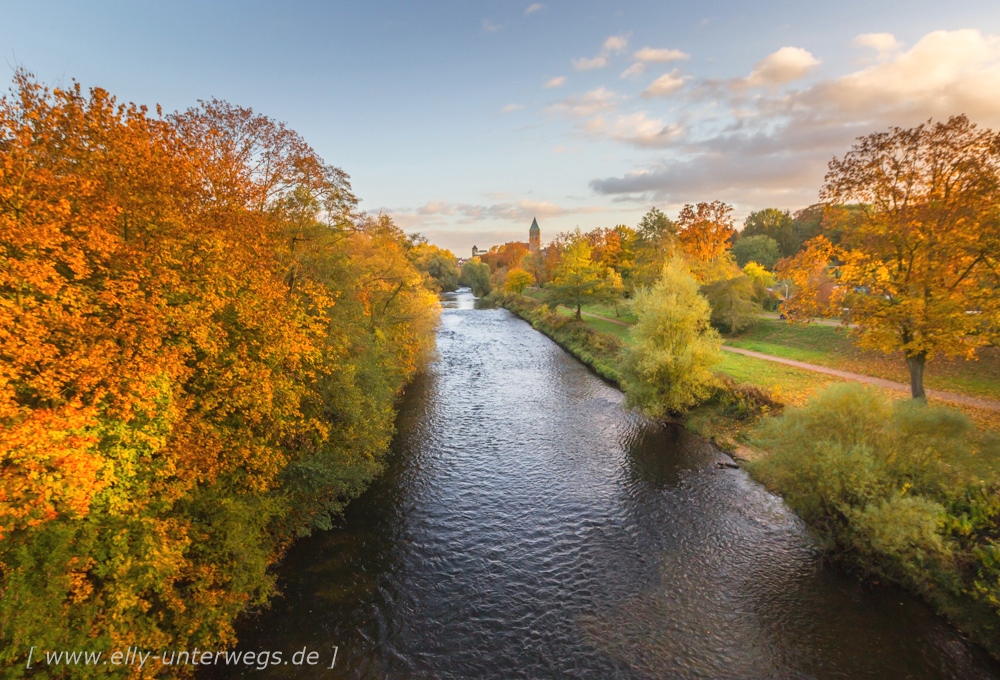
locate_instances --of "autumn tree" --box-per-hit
[742,208,797,257]
[777,236,836,322]
[631,208,677,290]
[677,201,736,262]
[637,206,676,242]
[504,267,535,294]
[545,235,619,319]
[622,257,722,417]
[409,239,460,291]
[479,241,529,273]
[0,71,440,670]
[732,234,780,269]
[460,257,492,296]
[743,261,778,308]
[701,275,758,334]
[805,115,1000,398]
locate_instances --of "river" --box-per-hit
[217,289,999,679]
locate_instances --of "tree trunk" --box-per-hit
[905,351,927,399]
[576,304,582,320]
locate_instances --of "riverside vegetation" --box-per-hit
[0,73,447,675]
[491,115,1000,656]
[493,281,1000,658]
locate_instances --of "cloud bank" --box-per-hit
[590,29,1000,207]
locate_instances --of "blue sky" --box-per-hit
[4,1,1000,254]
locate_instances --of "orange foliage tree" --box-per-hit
[0,71,438,673]
[676,201,736,263]
[787,116,1000,398]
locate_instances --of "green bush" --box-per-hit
[701,275,759,335]
[748,383,1000,653]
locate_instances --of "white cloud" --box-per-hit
[742,46,820,87]
[589,29,1000,209]
[852,32,901,59]
[603,35,629,53]
[573,55,608,70]
[586,112,684,147]
[546,86,622,117]
[543,75,567,88]
[620,63,646,79]
[482,19,503,33]
[634,47,690,63]
[641,69,689,97]
[816,29,1000,121]
[500,103,524,113]
[525,3,545,15]
[573,34,628,70]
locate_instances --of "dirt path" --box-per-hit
[757,312,852,327]
[570,307,631,326]
[564,305,1000,412]
[721,346,1000,412]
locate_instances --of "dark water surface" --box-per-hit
[217,290,999,679]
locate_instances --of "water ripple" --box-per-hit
[216,290,1000,680]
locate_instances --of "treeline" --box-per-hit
[0,73,439,672]
[475,200,805,333]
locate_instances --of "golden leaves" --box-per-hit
[0,71,440,665]
[677,201,736,263]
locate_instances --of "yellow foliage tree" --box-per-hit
[504,267,535,294]
[0,71,439,670]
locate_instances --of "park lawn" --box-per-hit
[554,306,633,340]
[575,310,1000,431]
[580,315,632,341]
[713,351,845,407]
[514,293,1000,434]
[578,300,637,324]
[572,310,841,405]
[524,289,637,323]
[726,319,1000,401]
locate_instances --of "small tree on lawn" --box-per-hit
[788,116,1000,398]
[504,267,535,295]
[546,236,618,319]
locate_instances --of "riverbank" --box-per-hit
[491,290,1000,660]
[219,288,1000,677]
[491,291,779,451]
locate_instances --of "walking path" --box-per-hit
[564,305,1000,412]
[720,346,1000,412]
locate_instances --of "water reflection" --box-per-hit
[440,286,493,310]
[213,290,999,679]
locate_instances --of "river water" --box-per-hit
[220,290,999,679]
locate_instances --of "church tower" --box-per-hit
[529,217,541,252]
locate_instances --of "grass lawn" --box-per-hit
[553,306,632,340]
[713,351,845,406]
[528,293,1000,427]
[725,320,1000,400]
[524,289,637,324]
[571,307,1000,431]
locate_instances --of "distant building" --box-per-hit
[472,245,480,258]
[529,217,540,252]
